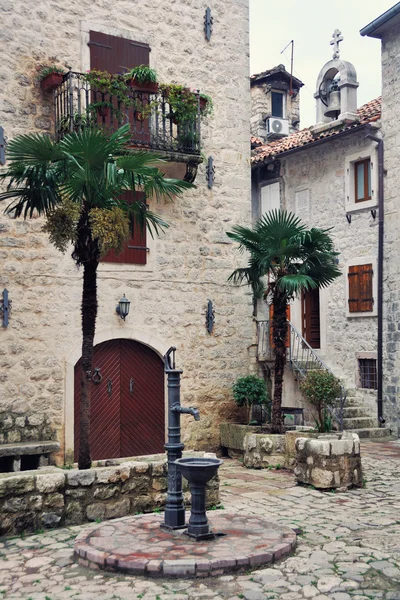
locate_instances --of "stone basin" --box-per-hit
[174,457,223,485]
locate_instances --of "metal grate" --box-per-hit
[359,358,377,390]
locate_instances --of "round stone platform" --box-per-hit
[75,513,296,577]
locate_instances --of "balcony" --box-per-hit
[54,72,203,179]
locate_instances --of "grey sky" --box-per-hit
[250,0,394,128]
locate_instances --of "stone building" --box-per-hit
[361,4,400,436]
[0,0,253,467]
[251,34,384,436]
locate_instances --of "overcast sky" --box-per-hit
[249,0,395,128]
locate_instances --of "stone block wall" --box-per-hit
[0,456,220,536]
[250,83,300,139]
[381,23,400,435]
[294,432,362,489]
[0,0,253,459]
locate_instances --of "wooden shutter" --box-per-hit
[89,31,150,74]
[90,32,149,265]
[269,304,291,348]
[102,191,147,265]
[348,264,373,312]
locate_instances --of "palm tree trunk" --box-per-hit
[79,258,98,469]
[271,292,287,434]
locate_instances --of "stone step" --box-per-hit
[342,406,374,418]
[348,427,390,439]
[343,417,378,429]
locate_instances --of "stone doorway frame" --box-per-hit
[64,327,169,464]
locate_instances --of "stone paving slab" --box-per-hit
[1,439,400,599]
[74,513,296,577]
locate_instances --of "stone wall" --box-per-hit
[0,0,253,459]
[280,131,379,393]
[381,23,400,435]
[0,455,220,536]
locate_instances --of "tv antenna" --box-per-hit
[281,40,294,96]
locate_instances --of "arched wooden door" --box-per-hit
[74,339,165,461]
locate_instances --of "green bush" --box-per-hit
[300,370,342,432]
[232,375,269,424]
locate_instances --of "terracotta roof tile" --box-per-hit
[251,97,381,164]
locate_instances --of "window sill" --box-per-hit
[345,199,378,215]
[346,311,377,318]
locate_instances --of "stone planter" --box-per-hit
[220,423,262,458]
[294,432,362,490]
[243,430,319,469]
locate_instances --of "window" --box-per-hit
[260,182,280,215]
[101,191,148,265]
[354,158,371,202]
[348,263,373,313]
[271,91,285,118]
[358,358,377,390]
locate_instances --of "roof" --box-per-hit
[251,97,381,164]
[360,3,400,38]
[251,64,303,89]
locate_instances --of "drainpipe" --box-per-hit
[365,127,384,424]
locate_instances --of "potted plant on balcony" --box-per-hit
[39,66,65,92]
[87,101,114,118]
[199,93,214,118]
[159,84,198,125]
[124,65,158,94]
[83,70,132,106]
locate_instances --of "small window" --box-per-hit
[354,158,371,203]
[260,182,280,215]
[271,91,285,118]
[358,358,377,390]
[348,264,374,313]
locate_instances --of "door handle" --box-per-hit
[107,379,112,395]
[130,378,134,394]
[92,367,102,384]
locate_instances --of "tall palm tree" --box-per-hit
[0,124,193,468]
[227,210,341,433]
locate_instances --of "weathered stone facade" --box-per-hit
[0,453,220,535]
[0,1,253,461]
[380,23,400,436]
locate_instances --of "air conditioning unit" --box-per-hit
[266,117,289,137]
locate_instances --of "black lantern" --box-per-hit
[116,294,130,320]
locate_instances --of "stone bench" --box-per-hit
[0,441,60,473]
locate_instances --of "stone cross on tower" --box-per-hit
[330,29,343,59]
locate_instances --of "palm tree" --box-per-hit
[227,210,341,433]
[0,124,193,468]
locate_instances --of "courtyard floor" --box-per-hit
[1,439,400,600]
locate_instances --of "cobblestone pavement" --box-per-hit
[1,439,400,600]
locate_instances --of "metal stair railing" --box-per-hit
[287,321,346,431]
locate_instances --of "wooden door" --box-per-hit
[74,339,165,461]
[302,288,321,349]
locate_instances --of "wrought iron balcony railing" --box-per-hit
[256,319,346,430]
[54,71,202,156]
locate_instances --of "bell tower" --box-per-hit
[312,29,359,133]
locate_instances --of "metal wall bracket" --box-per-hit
[206,156,215,189]
[206,299,215,334]
[346,213,352,224]
[204,7,213,41]
[0,127,5,165]
[0,288,11,327]
[371,209,377,220]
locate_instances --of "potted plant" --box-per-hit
[87,101,114,118]
[232,375,269,425]
[83,70,132,106]
[159,84,198,125]
[199,93,214,118]
[39,66,65,92]
[124,65,158,93]
[300,371,343,433]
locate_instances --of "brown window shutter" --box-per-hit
[348,264,373,313]
[102,191,147,265]
[89,31,150,73]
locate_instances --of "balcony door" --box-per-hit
[89,30,151,145]
[301,288,321,349]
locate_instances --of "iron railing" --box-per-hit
[256,319,346,429]
[54,71,201,156]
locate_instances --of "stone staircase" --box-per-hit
[341,389,390,439]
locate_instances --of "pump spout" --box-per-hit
[172,405,200,421]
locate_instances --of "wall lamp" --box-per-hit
[116,294,130,321]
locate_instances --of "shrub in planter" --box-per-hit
[232,375,269,425]
[300,370,342,433]
[39,66,65,92]
[199,93,214,118]
[124,65,158,93]
[83,70,131,106]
